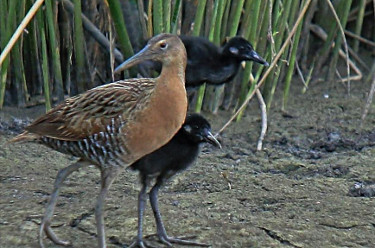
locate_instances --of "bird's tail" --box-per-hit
[8,131,40,143]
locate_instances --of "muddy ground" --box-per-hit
[1,81,375,248]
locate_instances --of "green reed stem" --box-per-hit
[153,0,163,34]
[191,0,207,112]
[193,1,219,113]
[353,0,366,52]
[45,0,64,101]
[192,0,207,36]
[197,0,222,113]
[0,0,9,108]
[221,0,231,40]
[137,0,148,39]
[314,2,339,73]
[213,0,226,45]
[107,0,134,59]
[327,0,352,83]
[0,0,17,108]
[72,0,85,92]
[171,0,182,34]
[263,0,293,109]
[12,0,28,107]
[37,7,51,111]
[236,0,262,121]
[209,0,227,113]
[229,0,245,37]
[282,0,305,111]
[147,0,153,37]
[163,0,171,33]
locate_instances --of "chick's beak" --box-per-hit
[205,130,222,149]
[246,50,269,66]
[115,44,155,73]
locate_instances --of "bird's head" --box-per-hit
[115,33,186,73]
[182,114,221,148]
[222,37,269,66]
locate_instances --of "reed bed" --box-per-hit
[0,0,373,126]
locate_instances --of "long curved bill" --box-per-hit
[114,45,153,74]
[205,131,222,149]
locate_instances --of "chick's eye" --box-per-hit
[160,42,168,49]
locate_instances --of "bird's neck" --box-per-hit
[159,60,186,86]
[156,62,187,103]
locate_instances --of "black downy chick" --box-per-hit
[129,114,221,248]
[181,36,269,87]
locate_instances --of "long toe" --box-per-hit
[128,239,159,248]
[40,222,71,247]
[158,235,210,247]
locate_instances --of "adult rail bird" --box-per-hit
[129,114,221,247]
[10,33,188,248]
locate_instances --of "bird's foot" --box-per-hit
[145,234,210,247]
[39,221,71,247]
[128,239,159,248]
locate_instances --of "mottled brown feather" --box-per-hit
[24,79,155,141]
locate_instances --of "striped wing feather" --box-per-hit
[25,79,155,141]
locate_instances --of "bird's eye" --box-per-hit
[183,125,192,133]
[229,47,239,54]
[159,42,168,49]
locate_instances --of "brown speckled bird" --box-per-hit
[10,33,187,248]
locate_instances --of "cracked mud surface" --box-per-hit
[1,82,375,248]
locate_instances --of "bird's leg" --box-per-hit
[39,161,87,248]
[149,181,168,242]
[149,179,210,247]
[96,168,119,248]
[128,177,150,248]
